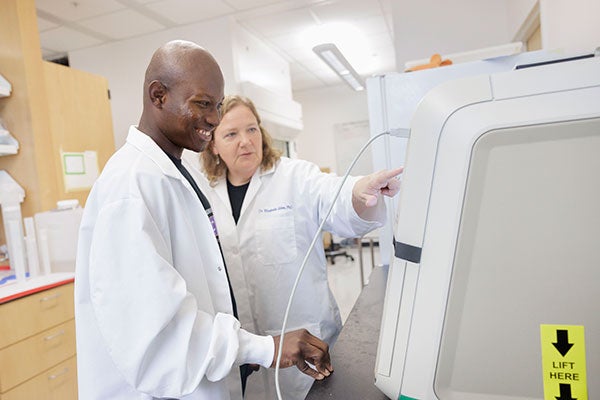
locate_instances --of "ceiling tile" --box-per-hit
[225,0,281,11]
[287,47,320,64]
[145,0,234,25]
[289,61,308,74]
[296,61,339,80]
[79,9,166,39]
[366,32,394,52]
[354,15,392,36]
[39,26,103,52]
[33,0,397,93]
[292,77,323,92]
[294,51,327,68]
[37,16,58,31]
[267,31,312,54]
[41,47,63,59]
[319,73,343,86]
[35,0,126,22]
[311,0,383,23]
[242,8,315,38]
[294,53,330,68]
[291,68,325,87]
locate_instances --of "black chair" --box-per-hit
[323,232,354,264]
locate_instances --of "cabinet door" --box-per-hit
[0,320,76,392]
[1,356,77,400]
[43,60,115,207]
[0,283,74,348]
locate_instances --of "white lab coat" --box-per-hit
[74,127,273,400]
[200,157,386,400]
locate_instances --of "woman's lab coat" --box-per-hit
[204,157,385,400]
[74,127,273,400]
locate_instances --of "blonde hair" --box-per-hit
[202,95,282,185]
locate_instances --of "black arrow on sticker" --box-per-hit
[553,329,574,357]
[555,383,576,400]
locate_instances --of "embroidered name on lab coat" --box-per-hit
[258,205,292,213]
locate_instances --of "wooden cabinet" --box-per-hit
[0,0,115,244]
[0,283,77,399]
[41,60,115,209]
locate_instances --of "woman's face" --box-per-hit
[212,104,263,184]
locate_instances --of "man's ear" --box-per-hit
[148,80,167,108]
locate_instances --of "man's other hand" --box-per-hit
[271,329,333,380]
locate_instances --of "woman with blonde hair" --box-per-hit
[196,95,402,400]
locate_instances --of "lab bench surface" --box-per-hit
[306,264,389,400]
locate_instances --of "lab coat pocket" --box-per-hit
[256,212,297,265]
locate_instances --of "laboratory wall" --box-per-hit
[506,0,538,40]
[540,0,600,51]
[391,0,511,68]
[294,84,369,173]
[389,0,598,68]
[69,17,293,149]
[232,24,292,99]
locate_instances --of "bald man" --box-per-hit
[74,40,332,400]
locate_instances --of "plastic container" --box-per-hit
[0,171,26,281]
[24,217,40,278]
[34,201,83,273]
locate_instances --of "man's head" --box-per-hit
[138,40,224,158]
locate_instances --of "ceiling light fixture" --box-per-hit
[313,43,365,91]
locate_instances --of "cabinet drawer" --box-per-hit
[0,283,74,349]
[0,320,76,393]
[0,356,77,400]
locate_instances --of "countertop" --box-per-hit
[0,272,75,304]
[306,264,389,400]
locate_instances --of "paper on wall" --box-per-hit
[61,151,99,191]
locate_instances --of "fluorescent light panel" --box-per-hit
[313,43,365,91]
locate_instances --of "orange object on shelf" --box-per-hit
[405,53,453,72]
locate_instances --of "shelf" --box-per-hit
[0,127,18,155]
[0,73,11,97]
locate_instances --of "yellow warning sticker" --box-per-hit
[540,325,587,400]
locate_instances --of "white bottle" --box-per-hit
[0,171,27,281]
[24,217,40,278]
[7,220,26,282]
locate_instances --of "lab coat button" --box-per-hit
[217,266,222,272]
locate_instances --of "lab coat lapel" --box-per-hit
[214,178,233,219]
[239,166,271,219]
[126,126,200,201]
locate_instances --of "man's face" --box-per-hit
[159,65,224,153]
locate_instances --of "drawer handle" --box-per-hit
[40,293,61,302]
[44,329,65,341]
[48,367,69,380]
